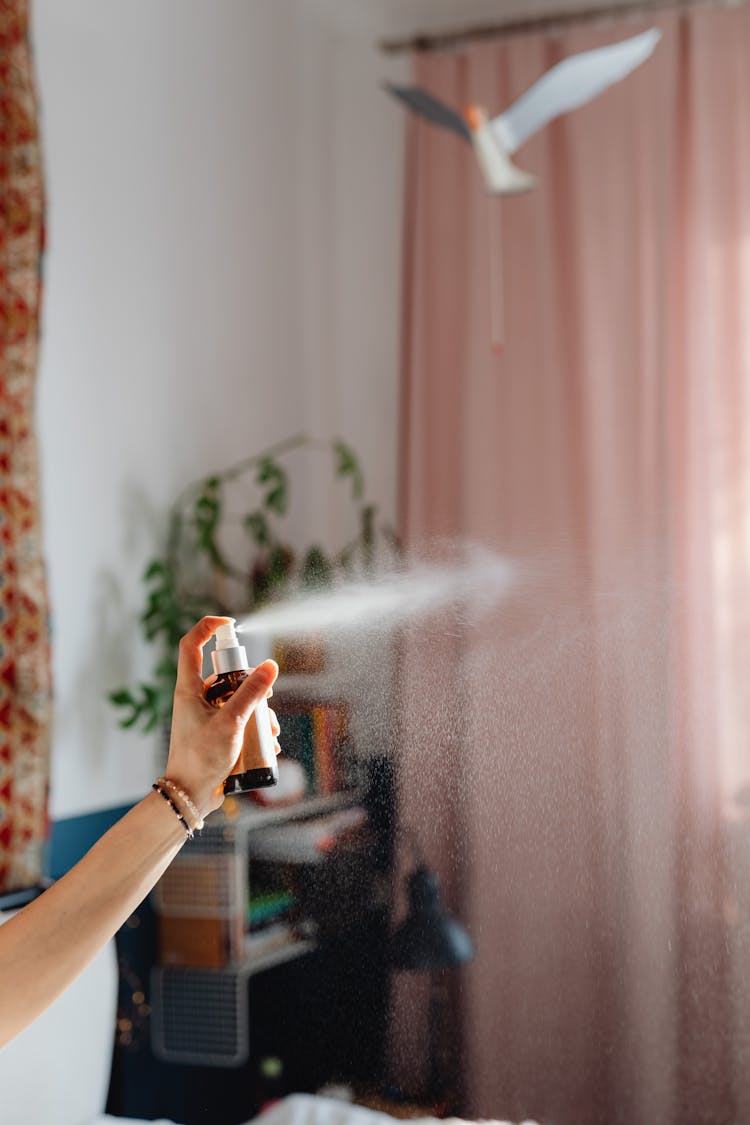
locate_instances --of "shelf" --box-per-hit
[244,937,317,977]
[157,938,317,979]
[224,789,366,833]
[140,751,396,1095]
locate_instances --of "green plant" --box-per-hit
[109,433,398,732]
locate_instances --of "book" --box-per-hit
[279,708,316,789]
[248,889,296,930]
[312,706,336,795]
[280,700,349,795]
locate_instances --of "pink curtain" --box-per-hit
[395,8,750,1124]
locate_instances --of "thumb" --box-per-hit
[219,660,278,728]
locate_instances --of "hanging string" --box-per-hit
[488,194,505,354]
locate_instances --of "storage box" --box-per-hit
[153,845,247,967]
[158,913,245,968]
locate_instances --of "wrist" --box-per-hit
[151,783,196,840]
[155,776,220,834]
[160,774,222,824]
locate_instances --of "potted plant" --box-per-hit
[109,433,398,732]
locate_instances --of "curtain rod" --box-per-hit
[378,0,745,54]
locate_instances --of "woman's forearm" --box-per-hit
[0,790,185,1048]
[0,618,279,1052]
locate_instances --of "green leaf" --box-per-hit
[194,481,221,524]
[333,440,365,500]
[155,658,178,682]
[109,689,135,707]
[244,510,270,547]
[144,559,167,581]
[110,678,171,732]
[257,458,288,514]
[140,683,159,706]
[360,504,377,573]
[266,486,287,516]
[192,479,233,573]
[301,546,333,589]
[142,709,159,733]
[140,559,179,644]
[361,504,375,547]
[257,457,283,485]
[268,544,295,588]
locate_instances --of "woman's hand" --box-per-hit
[164,616,279,818]
[0,618,281,1051]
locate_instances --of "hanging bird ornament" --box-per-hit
[385,27,662,196]
[385,27,662,352]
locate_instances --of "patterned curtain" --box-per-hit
[0,0,51,893]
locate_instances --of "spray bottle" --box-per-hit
[205,620,279,795]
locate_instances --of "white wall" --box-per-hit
[33,0,409,818]
[34,0,307,817]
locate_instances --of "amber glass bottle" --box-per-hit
[206,621,279,795]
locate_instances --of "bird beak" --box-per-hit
[463,104,488,133]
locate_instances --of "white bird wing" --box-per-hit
[491,28,662,155]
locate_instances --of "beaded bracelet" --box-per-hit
[157,777,205,832]
[152,783,194,840]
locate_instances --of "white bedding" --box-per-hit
[89,1119,176,1124]
[89,1091,540,1125]
[255,1095,540,1125]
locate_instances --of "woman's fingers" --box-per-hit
[268,707,280,737]
[177,617,233,693]
[217,660,279,730]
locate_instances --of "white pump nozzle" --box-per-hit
[215,620,239,651]
[212,620,249,675]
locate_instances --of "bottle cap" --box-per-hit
[215,621,239,650]
[212,619,250,676]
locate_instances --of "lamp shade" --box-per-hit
[389,866,474,971]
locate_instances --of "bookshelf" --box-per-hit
[104,625,397,1123]
[151,789,371,974]
[135,631,397,1125]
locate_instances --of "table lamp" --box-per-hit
[389,861,474,1108]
